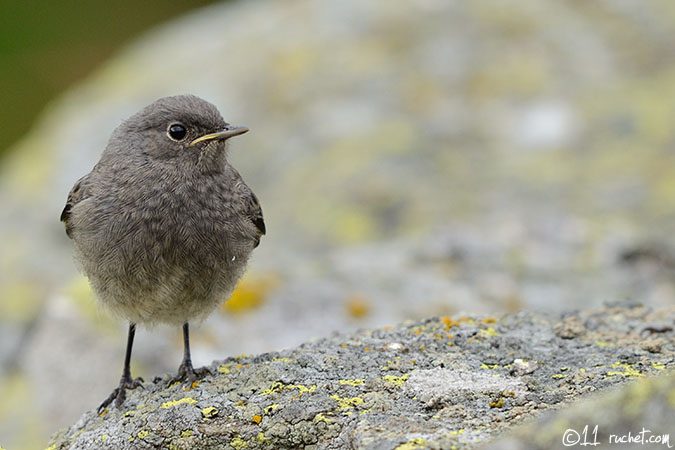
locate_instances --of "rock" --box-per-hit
[47,305,674,449]
[488,372,675,450]
[5,0,675,447]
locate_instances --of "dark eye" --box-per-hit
[167,123,187,141]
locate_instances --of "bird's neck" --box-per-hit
[196,147,227,174]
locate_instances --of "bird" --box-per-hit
[60,95,265,412]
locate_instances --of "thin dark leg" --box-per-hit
[182,322,192,368]
[169,322,211,385]
[97,323,144,413]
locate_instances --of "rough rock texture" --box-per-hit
[487,372,675,450]
[48,304,675,449]
[6,0,675,447]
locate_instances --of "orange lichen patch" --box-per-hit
[363,347,374,351]
[222,273,281,314]
[346,295,372,319]
[252,414,262,424]
[441,317,460,329]
[483,318,497,324]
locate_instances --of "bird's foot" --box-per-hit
[169,360,212,386]
[97,376,144,414]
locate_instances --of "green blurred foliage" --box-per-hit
[0,0,218,158]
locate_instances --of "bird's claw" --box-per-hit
[97,376,144,414]
[169,361,211,386]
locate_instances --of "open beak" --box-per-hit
[189,126,249,147]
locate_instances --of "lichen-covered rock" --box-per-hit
[6,0,675,447]
[487,372,675,450]
[48,305,674,449]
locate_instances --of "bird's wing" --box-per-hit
[60,174,91,238]
[235,181,266,247]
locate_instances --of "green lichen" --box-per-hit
[161,397,197,409]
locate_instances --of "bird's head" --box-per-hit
[109,95,248,172]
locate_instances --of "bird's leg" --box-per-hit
[97,323,144,413]
[170,322,211,385]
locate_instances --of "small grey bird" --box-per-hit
[61,95,265,412]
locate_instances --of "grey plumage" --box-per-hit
[61,95,264,409]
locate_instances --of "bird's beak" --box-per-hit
[189,126,249,147]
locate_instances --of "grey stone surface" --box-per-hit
[4,0,675,448]
[48,304,674,449]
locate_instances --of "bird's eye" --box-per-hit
[167,123,187,141]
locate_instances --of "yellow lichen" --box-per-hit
[551,374,567,379]
[330,394,365,410]
[271,357,295,363]
[339,379,365,386]
[161,397,197,409]
[101,434,109,442]
[264,404,280,413]
[255,432,268,443]
[480,327,500,337]
[314,413,332,423]
[481,363,499,370]
[651,362,666,370]
[218,363,234,374]
[489,398,504,408]
[395,438,428,450]
[605,362,644,378]
[137,430,149,439]
[180,430,193,438]
[261,381,316,395]
[595,341,612,347]
[382,374,410,387]
[223,273,279,314]
[202,406,218,419]
[288,384,316,393]
[230,436,249,449]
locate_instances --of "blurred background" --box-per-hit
[2,0,675,448]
